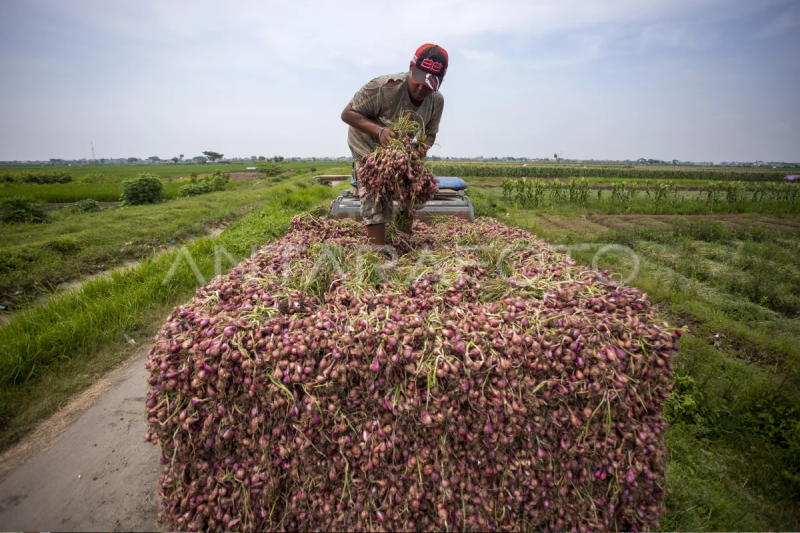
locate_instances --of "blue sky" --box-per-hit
[1,0,798,162]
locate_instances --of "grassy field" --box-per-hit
[1,163,249,182]
[0,161,348,202]
[2,161,797,530]
[468,184,800,531]
[489,177,800,217]
[0,161,352,307]
[0,180,344,451]
[0,175,336,308]
[0,160,345,180]
[0,180,253,202]
[282,160,348,172]
[429,162,799,181]
[464,175,796,190]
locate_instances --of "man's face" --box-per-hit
[408,63,436,101]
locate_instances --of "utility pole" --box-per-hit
[91,141,97,164]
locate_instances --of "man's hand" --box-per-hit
[418,134,436,158]
[379,127,397,147]
[342,105,398,147]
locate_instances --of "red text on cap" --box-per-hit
[420,58,444,73]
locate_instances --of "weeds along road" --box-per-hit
[0,346,159,532]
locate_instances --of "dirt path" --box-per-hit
[0,345,160,532]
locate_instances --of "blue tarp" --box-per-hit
[785,175,800,182]
[435,176,468,190]
[350,176,467,190]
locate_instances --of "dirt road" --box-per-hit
[0,347,160,532]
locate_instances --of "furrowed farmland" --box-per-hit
[0,162,798,531]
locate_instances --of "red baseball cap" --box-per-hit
[411,44,449,91]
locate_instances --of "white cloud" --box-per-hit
[1,0,798,161]
[18,0,786,69]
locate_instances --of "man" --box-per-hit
[341,43,448,245]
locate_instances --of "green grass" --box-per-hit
[0,176,325,306]
[1,161,347,181]
[468,183,800,216]
[465,175,752,189]
[1,163,249,182]
[468,189,800,531]
[0,180,252,202]
[0,183,342,450]
[0,162,349,202]
[430,162,796,181]
[281,160,348,173]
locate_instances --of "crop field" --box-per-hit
[1,163,247,182]
[0,177,346,448]
[0,165,348,310]
[0,161,798,531]
[0,161,346,202]
[429,162,799,181]
[467,178,800,531]
[496,178,800,216]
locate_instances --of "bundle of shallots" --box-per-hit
[357,112,438,231]
[145,214,677,532]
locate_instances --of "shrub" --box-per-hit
[207,170,230,191]
[178,182,213,197]
[256,162,282,177]
[46,238,80,254]
[68,199,102,213]
[0,196,49,224]
[178,171,230,197]
[120,173,163,206]
[0,252,25,274]
[0,170,72,185]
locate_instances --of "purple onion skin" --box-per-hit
[145,216,673,532]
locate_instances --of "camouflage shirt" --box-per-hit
[347,72,444,159]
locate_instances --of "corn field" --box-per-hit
[429,162,792,182]
[501,178,800,211]
[704,181,800,205]
[502,178,591,207]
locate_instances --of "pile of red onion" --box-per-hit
[357,137,438,213]
[356,113,438,232]
[145,215,676,532]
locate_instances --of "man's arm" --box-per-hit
[341,105,397,146]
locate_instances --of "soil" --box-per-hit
[521,215,564,235]
[229,171,263,181]
[586,216,631,231]
[538,214,609,235]
[587,214,800,234]
[0,345,160,531]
